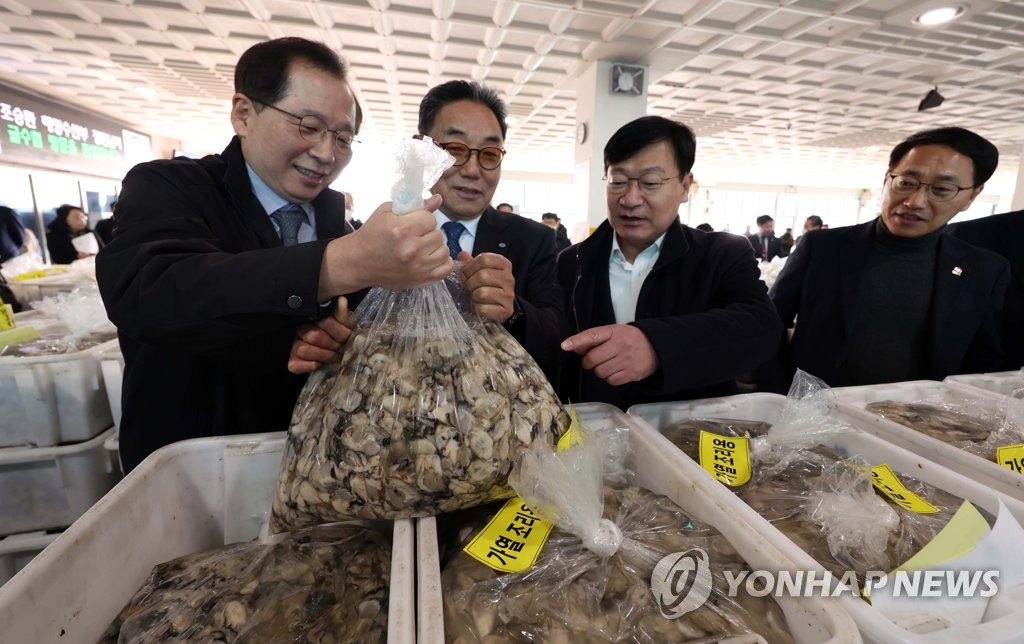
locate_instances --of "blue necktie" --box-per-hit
[271,203,306,246]
[442,220,466,260]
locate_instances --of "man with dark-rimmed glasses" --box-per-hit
[761,126,1010,391]
[96,37,453,472]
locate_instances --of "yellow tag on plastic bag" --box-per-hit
[996,444,1024,475]
[556,404,583,451]
[698,430,751,486]
[870,464,939,514]
[12,269,49,281]
[0,303,14,331]
[0,325,42,350]
[463,497,555,573]
[468,404,579,573]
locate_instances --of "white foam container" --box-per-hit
[0,529,60,587]
[417,402,861,644]
[0,432,415,644]
[7,274,87,305]
[0,329,117,447]
[0,426,119,536]
[944,372,1024,398]
[629,393,1024,644]
[832,380,1024,500]
[97,342,123,431]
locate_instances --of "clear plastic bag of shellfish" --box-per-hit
[99,522,392,644]
[271,138,569,530]
[862,381,1024,461]
[439,425,794,643]
[657,370,988,592]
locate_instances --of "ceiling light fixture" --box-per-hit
[914,6,964,26]
[918,87,944,111]
[133,86,157,98]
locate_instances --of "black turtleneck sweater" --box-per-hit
[839,218,944,386]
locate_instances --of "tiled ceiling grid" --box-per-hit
[0,0,1022,187]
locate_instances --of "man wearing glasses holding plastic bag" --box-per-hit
[97,37,453,473]
[556,116,781,409]
[290,80,568,383]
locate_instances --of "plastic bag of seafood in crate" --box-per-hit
[98,522,392,644]
[271,139,568,529]
[437,425,795,643]
[658,370,986,588]
[862,380,1024,462]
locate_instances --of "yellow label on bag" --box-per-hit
[870,464,939,513]
[12,270,49,281]
[996,444,1024,475]
[463,497,555,573]
[0,325,42,350]
[698,430,751,486]
[0,303,14,331]
[556,404,583,451]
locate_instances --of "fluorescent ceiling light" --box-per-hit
[915,6,963,25]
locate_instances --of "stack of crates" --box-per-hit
[0,311,121,586]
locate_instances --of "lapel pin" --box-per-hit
[498,242,507,249]
[951,266,963,276]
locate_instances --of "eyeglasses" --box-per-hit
[605,173,683,195]
[886,173,974,203]
[252,98,357,154]
[434,141,506,170]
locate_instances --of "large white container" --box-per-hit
[417,402,861,644]
[945,371,1024,398]
[629,393,1024,644]
[6,273,87,305]
[0,331,117,447]
[832,380,1024,500]
[0,529,60,587]
[0,426,119,536]
[0,433,415,644]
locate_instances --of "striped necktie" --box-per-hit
[271,203,306,246]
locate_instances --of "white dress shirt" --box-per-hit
[608,232,666,323]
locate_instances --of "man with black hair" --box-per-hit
[97,37,452,472]
[541,212,571,252]
[747,214,781,261]
[762,126,1010,390]
[556,116,780,408]
[495,202,514,213]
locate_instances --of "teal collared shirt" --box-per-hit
[609,232,666,324]
[246,164,316,243]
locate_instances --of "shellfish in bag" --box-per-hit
[271,139,568,529]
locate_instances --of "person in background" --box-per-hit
[495,202,514,213]
[1,204,27,264]
[94,200,116,246]
[761,126,1009,391]
[778,227,794,257]
[97,37,452,473]
[695,222,713,232]
[804,215,823,232]
[541,212,571,252]
[556,116,781,409]
[343,192,362,230]
[948,209,1024,369]
[747,214,780,261]
[47,204,100,264]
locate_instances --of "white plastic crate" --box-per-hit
[629,393,1024,644]
[96,342,123,431]
[832,380,1024,500]
[0,529,60,587]
[6,274,87,305]
[0,432,415,644]
[0,331,117,447]
[945,372,1024,399]
[0,426,119,536]
[417,402,861,644]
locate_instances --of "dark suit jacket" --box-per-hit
[948,210,1024,370]
[1,206,25,264]
[556,221,781,409]
[471,206,569,381]
[765,219,1010,390]
[96,136,351,472]
[747,233,781,261]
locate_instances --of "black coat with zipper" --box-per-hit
[555,220,782,410]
